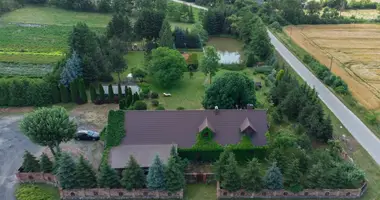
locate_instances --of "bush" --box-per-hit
[105,110,125,148]
[269,21,282,31]
[16,184,58,200]
[253,66,274,75]
[156,105,165,110]
[177,107,185,110]
[220,64,246,71]
[151,92,159,99]
[133,101,147,110]
[151,100,159,107]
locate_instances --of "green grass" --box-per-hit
[15,183,60,200]
[184,184,216,200]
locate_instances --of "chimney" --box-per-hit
[214,106,219,115]
[247,104,254,110]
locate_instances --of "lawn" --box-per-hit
[184,184,216,200]
[15,183,60,200]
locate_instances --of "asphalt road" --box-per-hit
[171,0,380,165]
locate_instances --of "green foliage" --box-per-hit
[200,46,219,84]
[20,107,77,156]
[147,155,166,190]
[213,149,232,182]
[133,100,147,110]
[244,18,272,63]
[134,9,165,40]
[22,151,40,172]
[276,69,285,81]
[98,84,105,102]
[165,156,185,192]
[59,51,82,87]
[264,162,283,190]
[151,100,159,107]
[59,84,70,103]
[51,84,61,104]
[0,63,53,78]
[105,110,125,148]
[118,84,123,98]
[40,153,53,173]
[108,84,115,103]
[158,19,174,48]
[106,14,132,41]
[78,79,87,103]
[220,152,241,192]
[284,159,303,193]
[69,79,79,103]
[149,47,187,88]
[202,72,256,109]
[98,163,121,188]
[156,105,165,110]
[57,153,77,189]
[89,85,97,103]
[15,184,58,200]
[241,158,263,192]
[75,156,97,188]
[176,107,185,110]
[121,156,146,190]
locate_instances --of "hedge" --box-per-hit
[105,110,125,148]
[0,77,55,106]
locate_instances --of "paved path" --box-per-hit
[171,0,380,165]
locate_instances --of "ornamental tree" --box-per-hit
[220,152,241,192]
[149,47,187,88]
[158,19,174,48]
[20,107,77,157]
[200,46,219,84]
[147,155,166,190]
[213,149,232,181]
[39,153,53,173]
[98,163,121,188]
[60,51,82,87]
[57,153,77,189]
[22,151,40,172]
[202,72,256,109]
[264,162,283,190]
[165,156,185,192]
[75,156,97,188]
[241,158,263,192]
[121,156,146,190]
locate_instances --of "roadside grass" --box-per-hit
[272,29,380,139]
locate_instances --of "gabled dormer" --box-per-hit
[240,117,256,135]
[198,117,215,138]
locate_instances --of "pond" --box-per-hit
[206,37,243,65]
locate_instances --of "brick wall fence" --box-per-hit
[216,182,368,199]
[16,172,183,200]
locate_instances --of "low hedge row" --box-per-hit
[105,110,125,148]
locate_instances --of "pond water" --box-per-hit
[206,37,243,64]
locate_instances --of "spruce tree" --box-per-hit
[285,159,302,192]
[78,79,88,103]
[147,155,166,190]
[99,83,105,102]
[57,153,77,189]
[118,84,123,98]
[241,158,263,192]
[60,84,70,103]
[124,85,128,98]
[39,153,53,173]
[170,145,188,172]
[98,163,121,188]
[108,84,114,103]
[133,92,140,103]
[220,152,241,192]
[51,85,61,104]
[158,19,174,48]
[213,149,232,181]
[264,162,283,190]
[165,157,185,192]
[70,80,79,103]
[121,156,146,190]
[75,156,97,188]
[126,88,133,108]
[89,85,97,103]
[22,151,40,172]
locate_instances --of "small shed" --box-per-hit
[102,85,140,95]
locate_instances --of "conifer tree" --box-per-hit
[158,19,174,48]
[108,84,114,103]
[133,92,140,104]
[60,51,82,87]
[75,156,97,188]
[118,84,123,98]
[121,156,146,190]
[147,155,166,190]
[51,84,61,103]
[98,163,121,188]
[99,84,105,102]
[213,149,232,181]
[285,159,302,192]
[57,153,77,189]
[264,162,283,190]
[241,158,263,192]
[52,153,61,175]
[70,79,79,103]
[22,151,40,172]
[89,85,97,103]
[170,145,188,172]
[220,152,241,192]
[124,85,129,98]
[165,157,185,192]
[39,153,53,173]
[59,84,69,103]
[78,79,88,103]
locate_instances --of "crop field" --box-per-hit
[0,63,53,77]
[285,24,380,109]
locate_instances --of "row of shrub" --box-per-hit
[347,0,378,9]
[104,110,125,148]
[303,55,349,95]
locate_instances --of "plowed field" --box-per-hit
[285,24,380,109]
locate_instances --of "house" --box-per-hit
[102,85,140,95]
[109,109,269,169]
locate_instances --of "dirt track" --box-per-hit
[285,25,380,109]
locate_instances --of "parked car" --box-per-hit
[74,130,100,141]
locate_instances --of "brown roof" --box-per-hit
[122,110,268,148]
[198,117,215,132]
[240,117,256,132]
[110,144,175,169]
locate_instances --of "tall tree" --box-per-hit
[75,156,97,188]
[121,156,146,190]
[134,10,165,40]
[98,163,121,188]
[69,79,79,103]
[78,79,87,103]
[202,72,256,109]
[107,14,133,41]
[188,6,195,23]
[109,39,127,84]
[99,84,105,102]
[200,46,219,84]
[39,153,53,173]
[263,162,283,190]
[98,0,112,12]
[165,156,185,192]
[220,152,241,192]
[21,151,40,172]
[158,19,174,48]
[244,18,272,65]
[89,85,97,103]
[57,153,77,189]
[148,47,187,88]
[284,159,302,192]
[60,51,82,87]
[241,158,263,192]
[112,0,133,14]
[214,149,232,181]
[59,84,70,103]
[108,84,114,103]
[20,107,77,157]
[155,0,168,12]
[147,155,166,190]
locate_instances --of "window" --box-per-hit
[203,132,209,137]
